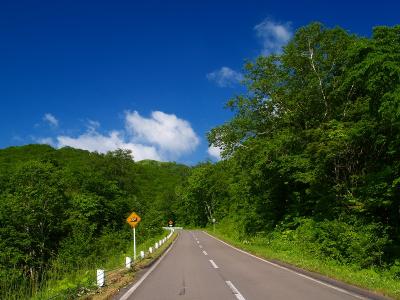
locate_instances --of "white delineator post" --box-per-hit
[97,269,105,287]
[140,250,145,259]
[149,246,153,254]
[125,257,132,269]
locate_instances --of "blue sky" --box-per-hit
[1,0,399,164]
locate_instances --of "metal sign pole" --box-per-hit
[127,211,141,262]
[133,227,137,261]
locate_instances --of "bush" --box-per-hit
[282,218,388,267]
[389,260,400,279]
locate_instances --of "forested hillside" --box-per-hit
[0,145,188,298]
[1,22,400,299]
[175,23,400,291]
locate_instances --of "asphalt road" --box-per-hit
[117,230,383,300]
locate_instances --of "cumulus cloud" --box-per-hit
[206,67,243,87]
[254,19,292,55]
[43,113,59,127]
[207,145,222,160]
[125,111,200,155]
[57,130,162,161]
[37,137,55,146]
[42,111,199,161]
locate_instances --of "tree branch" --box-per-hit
[308,40,329,119]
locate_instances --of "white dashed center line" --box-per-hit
[202,250,208,256]
[225,281,246,300]
[209,259,219,269]
[199,245,203,248]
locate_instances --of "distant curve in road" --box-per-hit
[116,230,385,300]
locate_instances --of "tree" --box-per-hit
[0,161,67,287]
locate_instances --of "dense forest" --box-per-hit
[0,145,188,298]
[1,22,400,298]
[176,23,400,279]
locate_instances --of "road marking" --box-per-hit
[199,245,203,249]
[119,235,178,300]
[202,250,208,256]
[209,259,219,269]
[203,231,369,300]
[226,281,246,300]
[197,240,200,244]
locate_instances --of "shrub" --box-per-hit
[288,218,388,267]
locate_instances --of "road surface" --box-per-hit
[117,230,384,300]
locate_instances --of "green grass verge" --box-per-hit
[81,230,178,300]
[2,230,174,300]
[205,227,400,300]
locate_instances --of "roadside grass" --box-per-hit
[82,231,178,300]
[205,227,400,300]
[1,230,174,300]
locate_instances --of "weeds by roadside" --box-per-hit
[1,230,176,300]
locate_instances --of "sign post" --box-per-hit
[133,227,136,260]
[126,212,141,261]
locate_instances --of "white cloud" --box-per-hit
[86,119,100,131]
[37,137,55,146]
[43,113,59,127]
[206,67,243,87]
[57,130,162,161]
[125,111,200,155]
[254,19,292,55]
[43,110,199,161]
[207,145,222,160]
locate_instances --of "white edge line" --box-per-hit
[119,235,178,300]
[203,231,368,300]
[226,281,246,300]
[209,259,219,269]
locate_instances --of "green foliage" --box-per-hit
[0,145,188,299]
[275,218,388,267]
[2,21,400,298]
[177,22,400,290]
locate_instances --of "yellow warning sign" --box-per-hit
[126,212,141,228]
